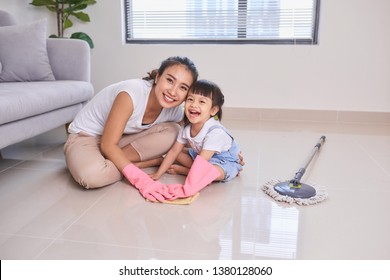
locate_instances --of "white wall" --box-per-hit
[2,0,390,112]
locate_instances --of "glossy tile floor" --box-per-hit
[0,119,389,260]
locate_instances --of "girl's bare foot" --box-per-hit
[167,164,190,176]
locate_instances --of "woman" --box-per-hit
[64,56,198,190]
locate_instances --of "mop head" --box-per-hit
[262,179,328,206]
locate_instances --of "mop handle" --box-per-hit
[290,136,326,186]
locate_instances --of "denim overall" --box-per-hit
[188,125,242,182]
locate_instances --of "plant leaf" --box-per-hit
[68,0,89,4]
[71,32,94,49]
[30,0,56,6]
[46,6,57,12]
[65,4,87,13]
[63,19,73,30]
[71,12,90,22]
[69,0,97,5]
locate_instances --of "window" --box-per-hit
[124,0,320,44]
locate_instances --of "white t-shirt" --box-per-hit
[68,79,184,136]
[177,118,233,154]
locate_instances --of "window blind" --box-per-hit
[124,0,320,44]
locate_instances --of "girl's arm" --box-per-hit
[150,140,185,180]
[198,149,216,161]
[100,92,134,171]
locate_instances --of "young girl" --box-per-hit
[149,79,242,200]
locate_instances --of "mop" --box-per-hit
[262,136,328,206]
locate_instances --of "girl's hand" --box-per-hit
[149,173,161,180]
[238,151,245,166]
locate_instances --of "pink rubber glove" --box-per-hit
[122,164,173,202]
[166,156,221,199]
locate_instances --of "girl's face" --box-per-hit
[154,64,194,108]
[184,92,219,125]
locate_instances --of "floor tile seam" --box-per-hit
[13,157,66,164]
[10,166,65,172]
[21,143,65,162]
[0,144,59,173]
[50,237,145,250]
[0,160,26,174]
[355,140,390,178]
[42,237,207,257]
[0,231,56,241]
[57,237,178,252]
[33,189,113,259]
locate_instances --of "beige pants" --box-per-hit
[64,122,180,189]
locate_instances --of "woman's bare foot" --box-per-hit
[134,157,164,169]
[167,164,190,176]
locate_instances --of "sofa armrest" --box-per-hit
[47,38,91,82]
[0,10,17,26]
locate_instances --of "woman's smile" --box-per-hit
[163,93,176,103]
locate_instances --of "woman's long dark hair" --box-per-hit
[143,56,198,83]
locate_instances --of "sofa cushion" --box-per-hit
[0,19,55,82]
[0,81,94,125]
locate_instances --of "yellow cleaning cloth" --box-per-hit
[147,192,200,205]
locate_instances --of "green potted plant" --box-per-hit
[30,0,96,48]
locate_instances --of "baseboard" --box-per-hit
[223,108,390,125]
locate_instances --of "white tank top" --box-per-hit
[68,79,184,136]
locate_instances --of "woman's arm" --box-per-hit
[150,140,185,180]
[100,92,134,171]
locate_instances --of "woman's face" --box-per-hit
[154,64,194,108]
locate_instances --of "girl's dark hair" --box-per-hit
[143,56,198,83]
[183,79,225,126]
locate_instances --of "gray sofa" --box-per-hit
[0,10,94,150]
